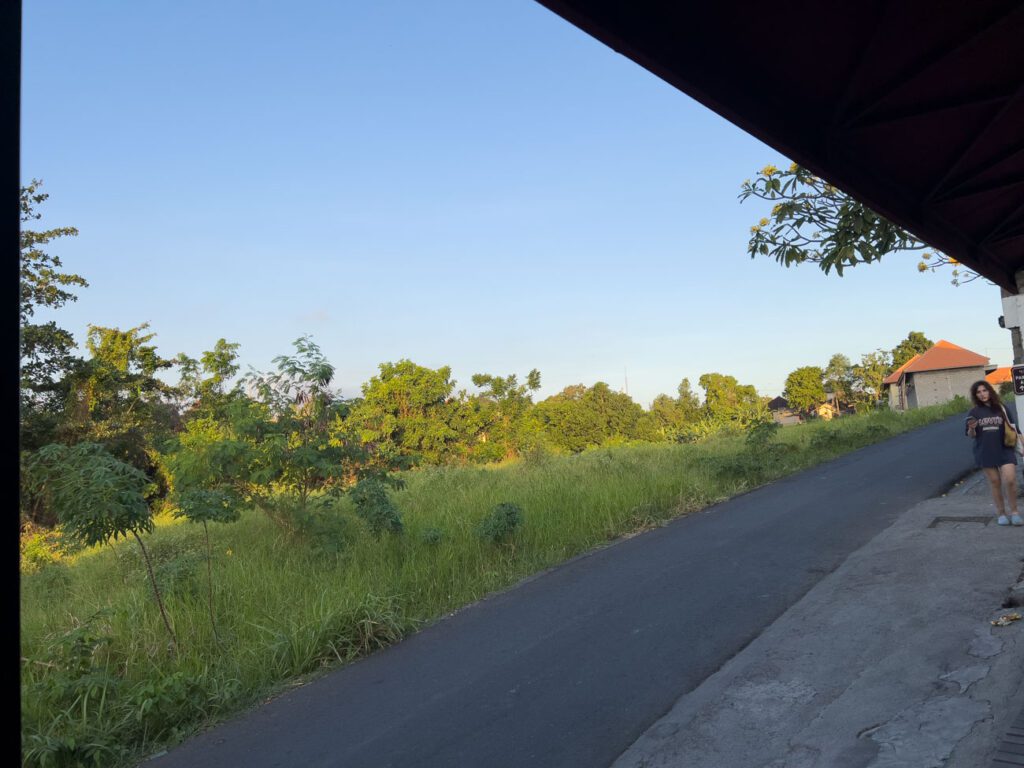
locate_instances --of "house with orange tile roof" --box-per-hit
[883,340,991,411]
[986,366,1012,389]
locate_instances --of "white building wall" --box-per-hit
[908,367,986,408]
[888,385,901,411]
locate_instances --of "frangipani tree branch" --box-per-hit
[739,164,983,286]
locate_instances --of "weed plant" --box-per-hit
[20,399,966,766]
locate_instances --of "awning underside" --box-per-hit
[536,0,1024,290]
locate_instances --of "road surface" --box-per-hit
[150,415,975,768]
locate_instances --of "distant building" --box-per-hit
[986,366,1012,390]
[883,340,990,411]
[815,401,839,420]
[768,396,801,425]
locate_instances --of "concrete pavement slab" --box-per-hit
[613,472,1024,768]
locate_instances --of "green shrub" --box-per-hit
[153,551,204,600]
[745,420,781,451]
[477,502,523,544]
[20,525,74,573]
[259,494,352,554]
[22,613,125,768]
[350,477,403,538]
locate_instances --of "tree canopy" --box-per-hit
[739,164,977,284]
[891,331,933,369]
[19,181,88,449]
[351,360,462,467]
[823,354,853,410]
[783,366,826,413]
[698,373,766,428]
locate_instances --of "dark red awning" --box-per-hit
[536,1,1024,291]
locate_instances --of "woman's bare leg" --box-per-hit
[999,464,1018,515]
[984,468,1005,515]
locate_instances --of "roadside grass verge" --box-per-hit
[20,399,966,767]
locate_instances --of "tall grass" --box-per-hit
[20,400,966,767]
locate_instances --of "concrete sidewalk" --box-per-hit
[613,472,1024,768]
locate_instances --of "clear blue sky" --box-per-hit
[22,0,1011,406]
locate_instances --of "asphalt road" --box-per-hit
[149,415,976,768]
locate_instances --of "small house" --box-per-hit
[884,340,990,411]
[815,401,839,420]
[768,396,801,425]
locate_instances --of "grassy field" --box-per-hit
[20,399,967,767]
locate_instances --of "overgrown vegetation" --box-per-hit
[21,399,965,767]
[19,182,983,766]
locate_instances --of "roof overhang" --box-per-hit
[535,1,1024,291]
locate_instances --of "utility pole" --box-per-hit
[1001,280,1024,366]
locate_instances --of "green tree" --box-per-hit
[348,476,404,538]
[698,373,766,428]
[175,338,242,418]
[163,416,253,642]
[243,336,356,527]
[19,180,89,449]
[824,354,853,410]
[584,382,653,442]
[649,378,702,440]
[350,360,463,466]
[739,164,975,283]
[534,382,653,452]
[533,384,602,453]
[62,324,178,478]
[22,443,177,650]
[783,366,826,413]
[851,350,893,411]
[890,331,933,369]
[470,369,542,461]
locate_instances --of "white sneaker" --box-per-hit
[997,515,1010,526]
[1011,514,1023,526]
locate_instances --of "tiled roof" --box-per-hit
[986,367,1012,385]
[902,340,989,374]
[882,354,920,386]
[882,341,989,386]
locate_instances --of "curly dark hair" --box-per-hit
[969,380,1004,410]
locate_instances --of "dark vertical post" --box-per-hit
[1013,274,1024,366]
[6,0,22,757]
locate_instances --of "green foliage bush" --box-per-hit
[477,502,523,544]
[154,552,204,600]
[350,477,404,538]
[20,525,75,573]
[22,614,126,768]
[113,533,203,598]
[22,443,154,546]
[22,613,222,768]
[745,420,781,451]
[261,494,352,554]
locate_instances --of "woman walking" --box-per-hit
[966,380,1023,526]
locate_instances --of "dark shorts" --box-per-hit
[975,446,1019,468]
